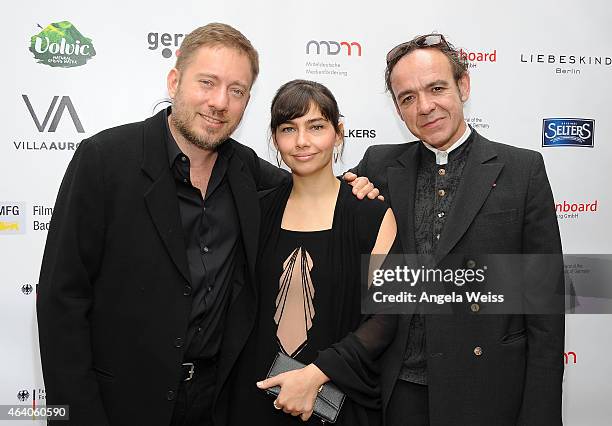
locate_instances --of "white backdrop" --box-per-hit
[2,0,611,424]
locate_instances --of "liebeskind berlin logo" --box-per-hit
[30,21,95,68]
[520,52,611,75]
[542,118,594,147]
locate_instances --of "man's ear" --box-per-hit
[458,73,471,103]
[167,68,179,99]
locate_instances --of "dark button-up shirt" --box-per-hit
[398,130,474,385]
[165,109,242,360]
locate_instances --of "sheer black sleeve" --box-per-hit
[313,195,400,409]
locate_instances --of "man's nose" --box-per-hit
[417,93,436,115]
[208,86,229,112]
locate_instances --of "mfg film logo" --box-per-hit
[29,21,96,68]
[306,40,362,56]
[0,203,26,235]
[542,118,594,148]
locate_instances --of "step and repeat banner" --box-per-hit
[1,0,610,424]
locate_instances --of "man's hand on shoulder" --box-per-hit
[343,172,384,201]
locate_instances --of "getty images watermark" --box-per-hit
[362,254,612,315]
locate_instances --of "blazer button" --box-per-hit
[174,338,184,348]
[470,303,480,313]
[474,346,483,356]
[466,259,476,269]
[167,390,176,400]
[183,285,192,296]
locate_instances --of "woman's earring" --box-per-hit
[276,151,282,167]
[333,146,339,163]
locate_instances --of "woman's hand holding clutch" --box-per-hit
[257,363,329,421]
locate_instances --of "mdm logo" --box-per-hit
[542,118,594,147]
[306,40,362,56]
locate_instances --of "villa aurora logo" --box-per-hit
[29,21,96,68]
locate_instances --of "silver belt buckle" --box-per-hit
[182,362,195,381]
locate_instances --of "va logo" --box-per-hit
[22,95,85,133]
[29,21,96,68]
[22,284,34,295]
[17,390,30,402]
[306,40,362,56]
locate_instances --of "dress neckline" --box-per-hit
[279,228,332,233]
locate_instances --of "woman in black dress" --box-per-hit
[229,80,397,425]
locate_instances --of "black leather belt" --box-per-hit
[180,357,218,382]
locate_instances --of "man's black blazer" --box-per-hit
[351,130,565,426]
[37,110,286,425]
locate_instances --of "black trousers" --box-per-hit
[169,360,217,426]
[386,379,429,426]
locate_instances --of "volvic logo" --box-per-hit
[306,40,362,56]
[542,118,594,147]
[22,95,85,133]
[29,21,96,68]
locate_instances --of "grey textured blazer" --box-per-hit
[351,129,564,426]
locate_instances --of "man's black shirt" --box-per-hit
[165,110,243,360]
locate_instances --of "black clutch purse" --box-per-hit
[265,352,346,423]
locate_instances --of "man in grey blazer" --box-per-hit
[348,34,564,425]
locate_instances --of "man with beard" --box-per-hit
[37,23,376,426]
